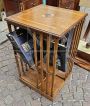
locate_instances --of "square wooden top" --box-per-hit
[5,5,87,38]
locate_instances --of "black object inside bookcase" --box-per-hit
[7,28,67,72]
[7,28,35,66]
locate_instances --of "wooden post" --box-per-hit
[51,38,59,96]
[46,35,51,94]
[40,33,44,90]
[33,32,39,88]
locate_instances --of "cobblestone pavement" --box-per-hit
[0,40,90,106]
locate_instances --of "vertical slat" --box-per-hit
[22,61,28,72]
[40,33,44,90]
[46,35,51,94]
[17,53,24,76]
[7,23,12,32]
[65,29,74,77]
[14,25,17,31]
[15,53,21,76]
[20,58,25,74]
[51,38,59,96]
[33,32,39,88]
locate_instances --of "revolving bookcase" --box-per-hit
[5,5,87,100]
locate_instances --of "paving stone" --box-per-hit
[53,102,62,106]
[2,88,10,97]
[24,95,32,105]
[41,97,52,106]
[0,100,5,106]
[72,73,79,80]
[7,84,16,91]
[14,80,25,90]
[61,85,69,93]
[12,89,24,102]
[70,80,78,87]
[83,88,90,94]
[69,85,76,93]
[2,60,9,67]
[62,93,74,101]
[6,70,17,76]
[82,83,90,89]
[20,87,31,96]
[4,95,14,105]
[76,80,84,88]
[0,74,7,81]
[84,93,90,101]
[31,99,41,106]
[74,92,83,101]
[83,101,90,106]
[6,104,13,106]
[76,87,83,93]
[1,66,8,72]
[0,80,7,88]
[63,101,73,106]
[73,101,82,106]
[30,90,41,100]
[79,73,87,81]
[53,93,62,103]
[13,100,26,106]
[0,62,2,68]
[25,102,32,106]
[86,73,90,81]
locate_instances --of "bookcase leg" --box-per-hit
[15,53,21,77]
[7,22,12,32]
[40,33,44,91]
[16,53,25,76]
[46,35,51,94]
[51,38,59,97]
[33,32,39,88]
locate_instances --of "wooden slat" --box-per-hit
[33,32,38,68]
[7,23,12,32]
[16,53,24,76]
[40,33,44,90]
[65,29,74,77]
[33,32,39,88]
[51,38,59,96]
[20,58,25,75]
[46,35,51,94]
[15,53,21,76]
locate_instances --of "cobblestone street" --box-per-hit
[0,40,90,106]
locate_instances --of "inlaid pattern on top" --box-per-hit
[5,4,87,37]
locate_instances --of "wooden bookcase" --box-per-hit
[5,5,86,101]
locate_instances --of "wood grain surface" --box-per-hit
[5,4,87,37]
